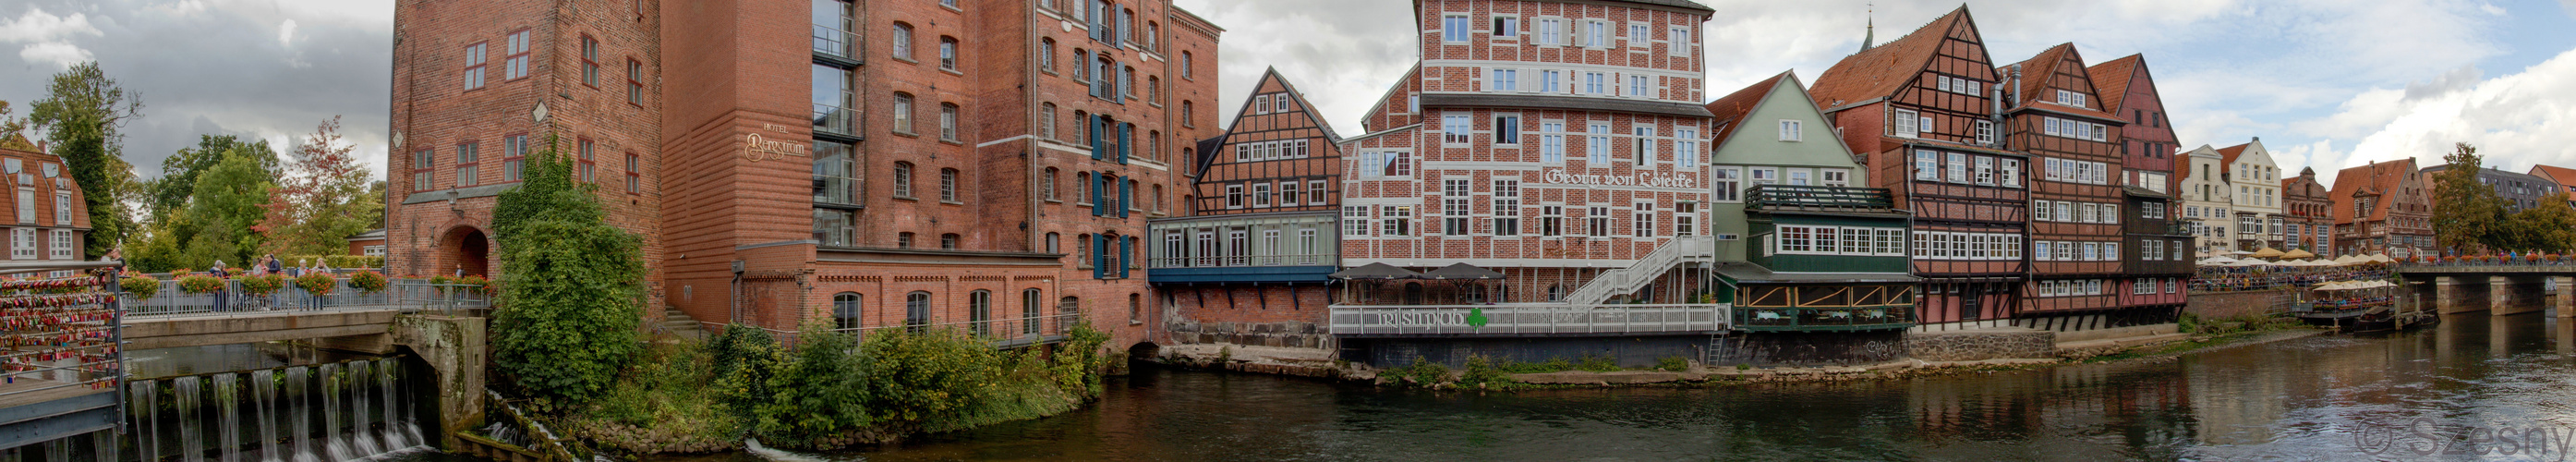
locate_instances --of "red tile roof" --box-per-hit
[1997,43,2122,121]
[2330,158,2419,225]
[2087,55,2143,112]
[1705,71,1790,147]
[1808,6,1973,111]
[2530,164,2576,194]
[2216,143,2251,174]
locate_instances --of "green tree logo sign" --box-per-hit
[1467,307,1490,329]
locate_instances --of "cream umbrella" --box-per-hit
[2250,248,2286,259]
[2282,249,2316,260]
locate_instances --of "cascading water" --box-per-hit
[347,360,383,457]
[252,369,280,462]
[129,379,159,462]
[377,359,420,449]
[214,372,242,462]
[286,366,316,462]
[121,358,432,462]
[175,376,203,462]
[320,362,354,462]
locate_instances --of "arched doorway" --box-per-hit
[441,226,491,277]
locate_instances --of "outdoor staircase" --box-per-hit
[1563,236,1716,306]
[659,309,708,341]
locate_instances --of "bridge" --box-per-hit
[2399,261,2576,316]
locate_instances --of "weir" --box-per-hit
[124,358,429,462]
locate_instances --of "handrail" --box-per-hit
[123,278,490,316]
[1327,303,1728,336]
[1149,253,1334,269]
[1562,236,1712,306]
[1745,185,1897,211]
[812,103,858,137]
[811,24,858,61]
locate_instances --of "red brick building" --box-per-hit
[1148,69,1345,349]
[0,136,87,265]
[2281,168,2332,252]
[388,0,1222,349]
[2331,158,2434,258]
[2091,55,2193,321]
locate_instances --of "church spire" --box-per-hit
[1858,4,1875,52]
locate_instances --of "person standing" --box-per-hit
[210,260,231,312]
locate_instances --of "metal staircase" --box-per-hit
[1563,236,1715,306]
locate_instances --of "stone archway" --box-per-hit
[441,226,491,277]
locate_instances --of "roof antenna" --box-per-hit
[1858,3,1876,52]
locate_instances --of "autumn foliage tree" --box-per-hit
[257,116,383,257]
[2429,143,2509,253]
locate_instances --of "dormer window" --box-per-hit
[2056,90,2086,108]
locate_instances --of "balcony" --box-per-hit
[1732,306,1914,332]
[812,24,861,66]
[813,103,860,140]
[1146,254,1336,284]
[813,176,864,208]
[1327,304,1729,337]
[1746,185,1898,213]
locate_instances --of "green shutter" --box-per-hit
[1118,177,1132,218]
[1093,234,1107,279]
[1119,237,1132,279]
[1089,116,1106,160]
[1118,123,1131,164]
[1091,173,1106,216]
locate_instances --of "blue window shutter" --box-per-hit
[1119,237,1132,279]
[1089,117,1105,160]
[1118,123,1132,164]
[1116,9,1130,48]
[1091,174,1106,216]
[1118,67,1131,103]
[1119,178,1132,218]
[1091,235,1106,279]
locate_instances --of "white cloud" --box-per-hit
[17,42,91,69]
[2335,46,2576,175]
[277,19,296,47]
[0,7,103,69]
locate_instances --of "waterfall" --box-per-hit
[128,379,159,462]
[346,360,382,457]
[376,359,417,449]
[252,369,280,462]
[286,366,317,462]
[214,372,241,462]
[320,362,354,462]
[176,376,203,462]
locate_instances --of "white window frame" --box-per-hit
[1894,109,1920,138]
[46,229,67,261]
[1711,167,1742,202]
[1442,14,1472,43]
[1778,119,1801,141]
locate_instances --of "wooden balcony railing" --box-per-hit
[1745,185,1897,212]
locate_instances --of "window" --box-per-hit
[1494,180,1521,237]
[1443,115,1472,145]
[1821,169,1848,187]
[1711,167,1741,202]
[411,148,435,192]
[1588,124,1610,159]
[1494,116,1520,144]
[1586,206,1611,237]
[1583,20,1606,47]
[1633,127,1654,164]
[505,30,530,79]
[1628,24,1649,45]
[814,208,854,246]
[942,233,961,249]
[1974,157,1995,186]
[627,59,645,105]
[1668,27,1690,56]
[1946,153,1968,183]
[905,292,931,328]
[1675,202,1696,236]
[1383,206,1413,237]
[502,134,528,182]
[1182,51,1194,79]
[1344,206,1372,237]
[1225,184,1243,209]
[1444,179,1470,236]
[1308,180,1327,205]
[1040,39,1057,73]
[1039,103,1058,140]
[1915,151,1939,180]
[892,23,914,61]
[1443,15,1471,43]
[1779,120,1801,141]
[1675,129,1699,166]
[624,153,641,194]
[1628,75,1648,98]
[580,36,599,87]
[939,37,959,70]
[1494,68,1518,91]
[1541,122,1566,163]
[1538,18,1563,45]
[1252,182,1272,208]
[1542,205,1565,237]
[576,139,596,183]
[1542,70,1563,92]
[1494,17,1518,38]
[938,168,959,202]
[831,293,864,330]
[939,103,960,141]
[2001,159,2022,188]
[1894,109,1919,138]
[10,228,31,260]
[46,229,67,261]
[1181,101,1195,127]
[2057,90,2086,108]
[463,43,487,90]
[1975,120,1994,145]
[891,92,914,134]
[892,162,915,198]
[1584,72,1605,94]
[455,142,480,187]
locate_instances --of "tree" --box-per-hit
[26,62,142,258]
[0,101,27,140]
[180,148,274,269]
[490,139,645,405]
[151,135,278,220]
[256,116,382,256]
[2428,142,2508,253]
[2497,192,2576,253]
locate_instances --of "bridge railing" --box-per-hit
[2406,255,2576,267]
[123,278,491,316]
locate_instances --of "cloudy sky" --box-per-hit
[1,0,2571,188]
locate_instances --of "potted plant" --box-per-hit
[348,271,388,293]
[178,274,224,294]
[119,274,161,300]
[237,274,285,297]
[295,273,335,295]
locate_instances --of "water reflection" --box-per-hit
[640,310,2576,460]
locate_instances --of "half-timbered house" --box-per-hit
[2093,55,2192,322]
[1148,69,1346,348]
[1810,6,2028,330]
[1706,72,1917,340]
[1998,43,2131,327]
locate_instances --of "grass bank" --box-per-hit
[558,322,1111,456]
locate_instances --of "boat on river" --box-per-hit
[2295,279,2434,332]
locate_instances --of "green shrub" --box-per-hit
[1497,358,1575,374]
[177,274,224,294]
[237,274,284,296]
[1657,356,1690,372]
[118,274,160,299]
[1455,356,1515,389]
[752,327,872,447]
[346,271,387,293]
[857,327,1007,429]
[294,273,335,295]
[707,325,779,423]
[574,340,741,454]
[490,143,646,406]
[1047,322,1110,398]
[1576,354,1621,372]
[1385,357,1451,386]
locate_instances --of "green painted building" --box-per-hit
[1704,72,1917,332]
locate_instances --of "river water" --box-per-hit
[750,311,2573,461]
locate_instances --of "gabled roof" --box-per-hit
[2217,142,2251,173]
[2330,158,2419,225]
[1203,67,1346,174]
[1999,43,2121,121]
[2531,164,2576,191]
[2087,55,2144,111]
[1809,6,1975,112]
[1704,71,1791,147]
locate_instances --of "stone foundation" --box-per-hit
[2186,289,2292,320]
[1904,327,2054,361]
[1165,321,1334,350]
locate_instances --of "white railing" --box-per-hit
[1562,235,1714,306]
[124,278,490,316]
[1327,303,1728,336]
[1149,253,1333,269]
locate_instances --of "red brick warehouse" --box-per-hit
[387,0,1223,349]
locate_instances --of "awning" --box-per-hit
[1421,262,1506,280]
[1328,262,1421,280]
[2249,248,2285,259]
[2281,249,2316,260]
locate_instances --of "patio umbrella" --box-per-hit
[2281,249,2316,260]
[1421,262,1506,280]
[1328,262,1421,280]
[2250,248,2285,259]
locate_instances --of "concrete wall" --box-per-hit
[1345,335,1706,369]
[1905,328,2053,361]
[1707,331,1906,367]
[389,315,487,450]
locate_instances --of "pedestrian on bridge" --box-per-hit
[210,261,231,312]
